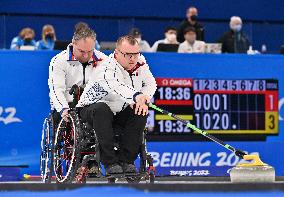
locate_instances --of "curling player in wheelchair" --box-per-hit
[76,35,157,175]
[48,25,107,174]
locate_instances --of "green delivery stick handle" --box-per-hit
[147,103,247,159]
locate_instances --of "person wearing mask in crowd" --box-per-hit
[217,16,250,53]
[36,24,56,50]
[75,22,101,51]
[177,6,204,43]
[178,27,205,53]
[128,28,151,52]
[10,27,36,50]
[151,26,179,52]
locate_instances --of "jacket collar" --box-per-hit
[110,53,145,74]
[66,44,103,67]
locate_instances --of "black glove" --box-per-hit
[69,84,84,106]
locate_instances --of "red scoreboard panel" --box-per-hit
[147,78,278,141]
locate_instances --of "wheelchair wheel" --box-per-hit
[146,154,155,183]
[53,111,80,183]
[40,114,54,183]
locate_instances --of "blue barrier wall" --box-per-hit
[1,0,284,20]
[1,51,284,177]
[0,0,284,52]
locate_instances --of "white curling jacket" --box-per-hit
[48,44,107,113]
[77,53,157,113]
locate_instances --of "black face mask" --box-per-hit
[190,15,198,21]
[45,33,54,39]
[24,38,32,43]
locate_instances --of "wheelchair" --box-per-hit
[40,86,156,184]
[40,113,55,183]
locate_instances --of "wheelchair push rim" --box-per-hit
[53,113,78,183]
[40,116,53,183]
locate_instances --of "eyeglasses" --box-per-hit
[118,49,140,59]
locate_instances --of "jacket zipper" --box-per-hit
[129,73,135,88]
[82,64,87,85]
[122,73,135,111]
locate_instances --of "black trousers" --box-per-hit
[80,102,147,166]
[51,110,61,130]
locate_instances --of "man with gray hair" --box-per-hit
[48,25,107,177]
[49,26,107,119]
[217,16,250,53]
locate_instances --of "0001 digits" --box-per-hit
[194,94,228,111]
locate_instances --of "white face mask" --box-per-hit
[135,37,141,43]
[166,33,177,43]
[231,24,242,32]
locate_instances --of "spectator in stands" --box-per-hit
[177,6,204,43]
[151,26,179,52]
[75,22,101,51]
[178,27,205,53]
[36,24,56,50]
[10,27,36,50]
[128,28,151,52]
[217,16,250,53]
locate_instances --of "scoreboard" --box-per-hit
[147,78,278,140]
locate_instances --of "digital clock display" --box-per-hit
[146,78,278,140]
